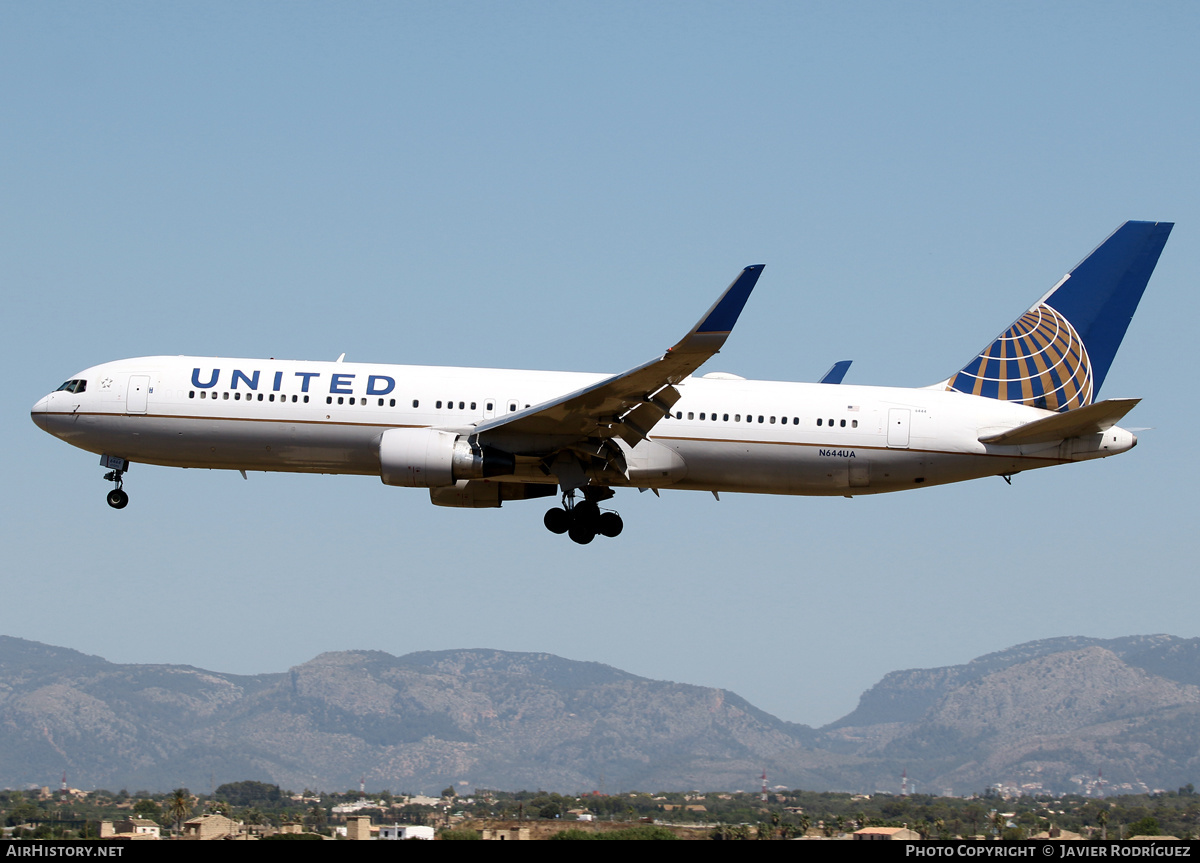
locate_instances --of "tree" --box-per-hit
[215,780,283,808]
[132,798,160,822]
[1127,816,1161,837]
[304,804,327,834]
[167,790,192,833]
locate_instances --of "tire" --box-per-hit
[571,501,601,532]
[543,507,570,534]
[598,512,623,538]
[568,522,596,545]
[107,489,129,509]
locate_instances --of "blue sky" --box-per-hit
[4,2,1198,753]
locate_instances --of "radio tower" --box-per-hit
[761,769,768,802]
[360,775,366,800]
[901,769,909,797]
[60,771,68,800]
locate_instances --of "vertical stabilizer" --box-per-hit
[946,221,1172,411]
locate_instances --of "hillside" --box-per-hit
[2,634,1199,794]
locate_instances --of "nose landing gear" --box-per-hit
[544,491,623,544]
[100,455,130,509]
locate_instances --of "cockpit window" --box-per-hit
[56,379,86,394]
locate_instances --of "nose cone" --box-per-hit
[31,395,51,431]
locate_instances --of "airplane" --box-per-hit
[32,221,1172,544]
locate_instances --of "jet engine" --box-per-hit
[378,427,515,488]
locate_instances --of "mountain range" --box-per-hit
[2,634,1198,795]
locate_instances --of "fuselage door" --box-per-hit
[887,408,910,448]
[127,375,150,414]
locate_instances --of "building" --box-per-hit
[182,813,239,840]
[379,825,435,840]
[853,827,922,841]
[99,819,160,840]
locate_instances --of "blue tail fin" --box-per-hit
[945,221,1172,411]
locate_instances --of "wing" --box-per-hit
[472,265,764,455]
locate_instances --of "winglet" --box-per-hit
[671,265,764,354]
[818,360,853,384]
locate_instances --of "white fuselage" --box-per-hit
[31,355,1136,498]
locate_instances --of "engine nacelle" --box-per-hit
[379,427,515,488]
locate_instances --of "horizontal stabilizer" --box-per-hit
[979,398,1140,445]
[818,360,852,384]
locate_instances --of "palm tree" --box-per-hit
[167,789,191,834]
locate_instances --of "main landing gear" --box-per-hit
[100,455,130,509]
[544,491,623,545]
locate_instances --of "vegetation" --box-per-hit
[3,781,1200,839]
[550,826,678,840]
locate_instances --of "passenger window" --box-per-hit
[852,419,858,428]
[470,402,476,410]
[758,415,764,423]
[223,392,229,400]
[840,419,846,427]
[235,392,241,400]
[338,397,344,405]
[378,398,384,406]
[326,397,332,404]
[817,418,822,426]
[303,395,309,403]
[770,416,775,424]
[258,393,264,401]
[459,401,465,410]
[687,412,694,420]
[189,391,195,399]
[510,403,517,412]
[676,412,682,419]
[436,401,442,409]
[699,413,705,420]
[412,400,419,408]
[486,402,493,411]
[723,414,729,421]
[389,399,396,407]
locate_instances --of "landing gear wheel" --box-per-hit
[572,500,601,532]
[107,489,129,509]
[568,522,596,545]
[598,512,623,538]
[544,507,570,534]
